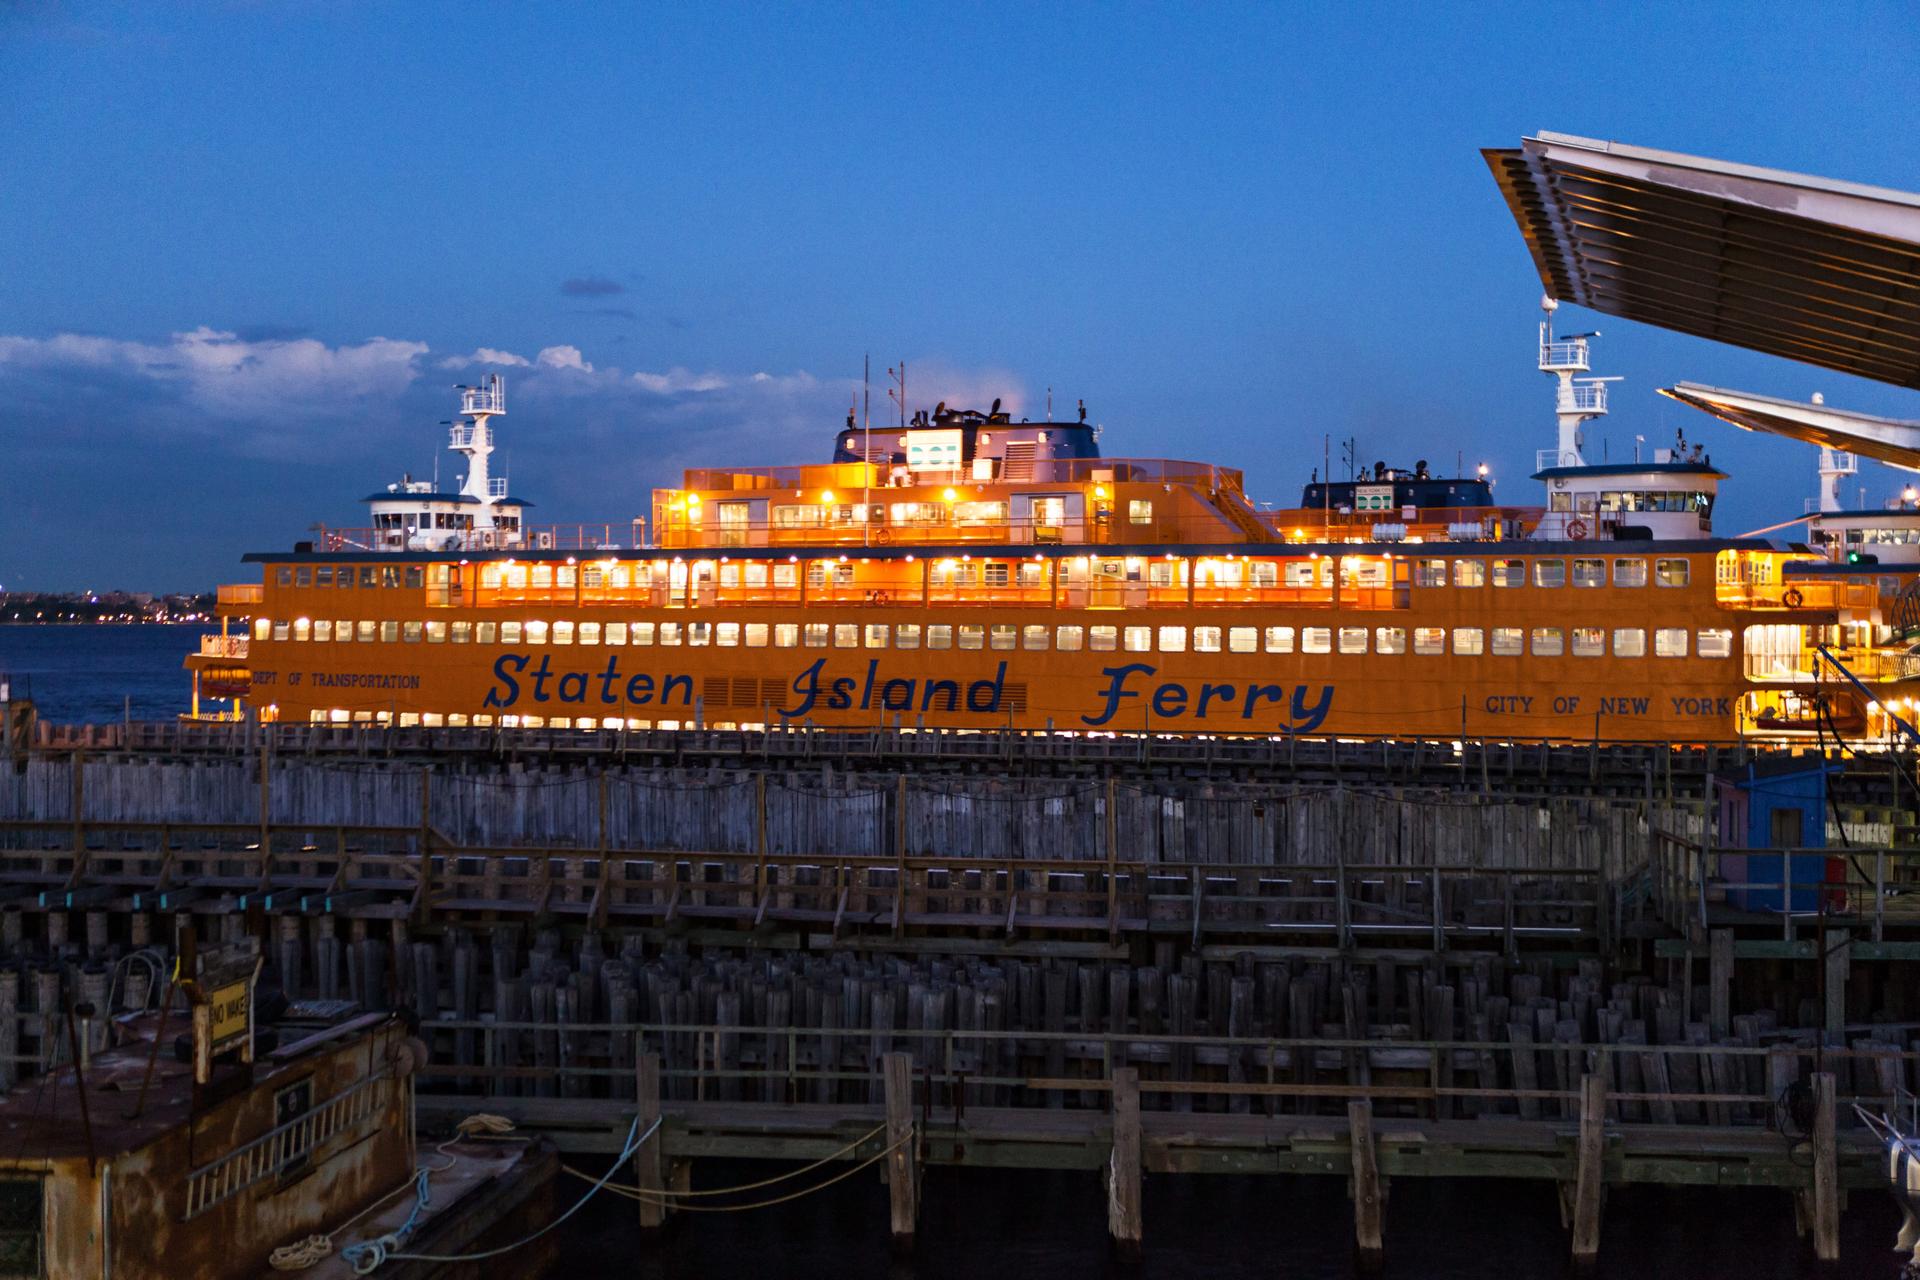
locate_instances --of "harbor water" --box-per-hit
[0,624,210,723]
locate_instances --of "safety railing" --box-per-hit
[196,634,249,659]
[215,583,263,606]
[183,1069,396,1218]
[1647,835,1920,941]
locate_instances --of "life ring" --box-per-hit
[1782,587,1804,609]
[873,527,893,545]
[1566,519,1588,540]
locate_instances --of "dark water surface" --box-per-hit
[555,1158,1903,1279]
[0,624,211,723]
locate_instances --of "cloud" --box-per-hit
[535,345,593,372]
[438,347,531,369]
[632,367,731,394]
[559,276,625,297]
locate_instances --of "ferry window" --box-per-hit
[380,621,399,643]
[579,622,601,645]
[525,620,549,644]
[1533,559,1565,588]
[1057,625,1085,651]
[633,622,655,645]
[553,621,574,645]
[689,622,711,646]
[1655,627,1689,657]
[660,622,683,646]
[890,501,943,525]
[1571,627,1604,657]
[1413,627,1445,655]
[426,621,447,643]
[405,567,425,589]
[773,504,825,529]
[717,622,740,647]
[806,563,827,589]
[452,621,472,644]
[1264,626,1294,653]
[834,623,859,648]
[1572,558,1605,587]
[314,620,333,642]
[867,624,890,649]
[278,567,294,587]
[1229,627,1257,653]
[1491,627,1523,656]
[1019,562,1045,588]
[1613,558,1646,587]
[359,620,379,642]
[804,623,829,648]
[745,623,769,647]
[1123,626,1152,652]
[1452,627,1484,655]
[985,563,1010,587]
[959,625,986,650]
[955,500,1009,525]
[1159,626,1187,653]
[1250,561,1278,589]
[1194,627,1222,653]
[1453,559,1485,587]
[1149,560,1179,588]
[773,563,798,589]
[834,563,854,586]
[745,563,769,588]
[895,624,921,649]
[337,569,352,589]
[1128,499,1154,525]
[1656,558,1689,587]
[1549,491,1571,512]
[1284,562,1318,588]
[928,624,953,650]
[1698,628,1732,658]
[360,567,379,587]
[1022,624,1049,651]
[1492,559,1525,588]
[253,618,272,641]
[1303,627,1332,654]
[335,618,352,642]
[315,567,334,587]
[603,622,626,646]
[1530,627,1562,656]
[1613,628,1645,657]
[1090,626,1118,652]
[383,567,400,588]
[293,618,311,641]
[774,623,799,647]
[1337,627,1367,655]
[1376,627,1405,654]
[1414,558,1447,588]
[718,564,740,588]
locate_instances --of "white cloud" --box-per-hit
[632,367,730,394]
[438,347,530,369]
[535,344,592,372]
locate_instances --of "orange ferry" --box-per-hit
[184,313,1920,743]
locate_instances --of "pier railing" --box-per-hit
[1647,830,1920,941]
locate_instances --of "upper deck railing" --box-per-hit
[678,457,1247,494]
[312,523,636,554]
[1557,381,1608,414]
[460,384,504,416]
[1538,337,1590,372]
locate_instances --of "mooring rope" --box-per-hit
[563,1125,914,1213]
[559,1121,884,1198]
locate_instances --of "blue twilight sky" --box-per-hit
[5,1,1920,591]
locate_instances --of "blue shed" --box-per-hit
[1713,758,1840,913]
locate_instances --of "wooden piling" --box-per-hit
[1569,1072,1606,1267]
[1108,1066,1142,1256]
[1811,1071,1839,1264]
[1348,1098,1384,1266]
[1707,929,1731,1040]
[882,1051,918,1253]
[634,1051,667,1233]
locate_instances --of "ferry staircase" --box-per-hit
[1206,483,1275,543]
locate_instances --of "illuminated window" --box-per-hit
[1656,558,1689,587]
[958,625,985,650]
[1414,558,1447,587]
[335,619,352,642]
[1158,626,1187,653]
[1655,628,1689,657]
[927,624,953,650]
[525,620,549,644]
[1250,561,1278,588]
[1453,559,1485,587]
[426,621,447,643]
[1491,627,1523,656]
[1193,626,1222,653]
[451,621,471,644]
[1123,626,1151,652]
[1229,626,1258,653]
[1698,629,1731,658]
[866,623,890,648]
[579,622,601,645]
[717,622,739,647]
[1057,625,1084,651]
[293,618,311,641]
[804,623,829,647]
[1612,628,1644,657]
[1571,558,1605,587]
[1492,559,1525,588]
[989,624,1016,650]
[1337,626,1367,654]
[1413,627,1445,655]
[1090,626,1118,652]
[1376,627,1405,654]
[1128,500,1153,524]
[984,563,1010,587]
[774,623,799,647]
[834,623,859,647]
[1264,626,1294,653]
[745,623,769,647]
[1571,628,1604,657]
[380,621,399,642]
[1303,627,1331,654]
[313,620,333,642]
[1022,624,1049,650]
[1530,627,1562,656]
[1452,627,1484,655]
[552,620,574,645]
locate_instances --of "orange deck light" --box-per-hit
[820,490,836,504]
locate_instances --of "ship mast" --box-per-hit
[451,373,507,529]
[1536,296,1615,468]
